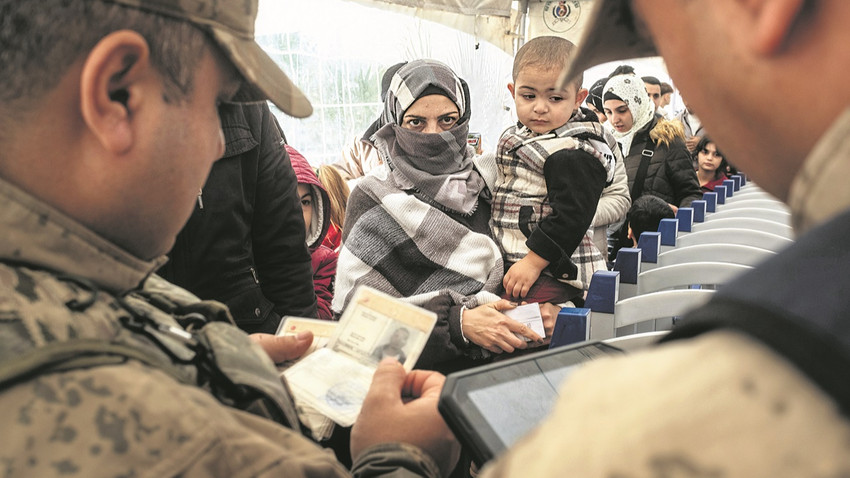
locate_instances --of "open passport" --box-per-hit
[277,286,437,427]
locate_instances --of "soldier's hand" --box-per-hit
[351,359,460,477]
[249,332,313,363]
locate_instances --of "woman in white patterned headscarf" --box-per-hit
[333,59,548,373]
[603,72,701,258]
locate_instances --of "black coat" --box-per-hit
[159,102,317,334]
[624,117,702,208]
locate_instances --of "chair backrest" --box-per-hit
[703,207,791,225]
[668,227,793,252]
[726,190,776,201]
[691,217,793,238]
[603,331,669,352]
[579,270,715,341]
[590,289,715,340]
[646,243,776,269]
[619,261,752,299]
[716,198,790,212]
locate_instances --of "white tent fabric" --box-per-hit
[342,0,602,55]
[355,0,512,16]
[344,0,518,54]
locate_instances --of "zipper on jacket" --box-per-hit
[250,267,260,284]
[197,188,204,210]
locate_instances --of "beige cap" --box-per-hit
[103,0,313,118]
[557,0,658,89]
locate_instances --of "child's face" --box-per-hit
[297,184,313,234]
[697,142,723,173]
[508,65,588,134]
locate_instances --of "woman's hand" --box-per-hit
[667,203,679,215]
[461,300,543,353]
[503,252,549,299]
[538,302,563,337]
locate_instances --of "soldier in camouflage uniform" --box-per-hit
[0,0,458,477]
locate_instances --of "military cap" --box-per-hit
[103,0,312,118]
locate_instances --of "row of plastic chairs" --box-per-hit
[552,174,792,351]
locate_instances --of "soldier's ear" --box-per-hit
[741,0,807,55]
[79,30,152,155]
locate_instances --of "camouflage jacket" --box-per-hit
[0,177,440,478]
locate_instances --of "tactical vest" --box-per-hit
[0,268,305,435]
[662,209,850,418]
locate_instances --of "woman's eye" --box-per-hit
[301,199,312,206]
[440,116,458,125]
[405,118,422,127]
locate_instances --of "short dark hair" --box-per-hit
[0,0,208,117]
[513,36,583,88]
[642,76,661,87]
[628,195,675,240]
[609,64,635,77]
[660,82,674,95]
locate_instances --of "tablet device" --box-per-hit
[438,341,624,465]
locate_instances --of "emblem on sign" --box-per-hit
[542,0,582,33]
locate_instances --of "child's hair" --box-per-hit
[628,195,675,241]
[512,36,582,89]
[316,164,350,231]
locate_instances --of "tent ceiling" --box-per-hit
[342,1,599,55]
[343,0,520,54]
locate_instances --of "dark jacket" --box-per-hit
[288,145,338,321]
[160,102,317,334]
[624,116,702,208]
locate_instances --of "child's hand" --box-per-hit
[503,252,549,299]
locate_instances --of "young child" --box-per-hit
[286,145,338,321]
[626,195,676,248]
[316,164,350,253]
[491,36,620,304]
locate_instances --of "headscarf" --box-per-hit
[603,73,655,156]
[360,61,408,144]
[586,77,607,113]
[372,59,484,216]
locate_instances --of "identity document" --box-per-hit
[283,286,437,426]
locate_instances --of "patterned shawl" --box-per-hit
[603,73,655,156]
[334,59,502,314]
[331,166,503,315]
[372,59,484,215]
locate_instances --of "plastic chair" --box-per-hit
[691,217,793,238]
[666,227,793,252]
[618,261,752,300]
[643,242,776,270]
[703,207,791,225]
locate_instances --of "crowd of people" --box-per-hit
[2,0,849,476]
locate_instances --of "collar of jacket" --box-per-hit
[788,107,850,235]
[0,177,165,293]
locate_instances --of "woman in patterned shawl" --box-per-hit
[332,59,548,373]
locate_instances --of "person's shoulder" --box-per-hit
[0,361,266,477]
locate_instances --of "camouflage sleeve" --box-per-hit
[351,443,442,478]
[0,362,351,478]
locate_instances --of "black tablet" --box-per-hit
[438,341,624,466]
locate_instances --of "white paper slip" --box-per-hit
[504,303,545,341]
